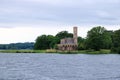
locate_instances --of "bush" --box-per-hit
[111,47,120,54]
[111,47,117,52]
[117,47,120,54]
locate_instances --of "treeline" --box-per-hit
[0,42,34,50]
[34,26,120,53]
[34,31,73,50]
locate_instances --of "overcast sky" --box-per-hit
[0,0,120,44]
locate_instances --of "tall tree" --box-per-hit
[78,37,85,50]
[34,35,54,50]
[102,31,113,49]
[111,29,120,53]
[86,26,112,51]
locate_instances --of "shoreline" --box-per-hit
[0,49,117,54]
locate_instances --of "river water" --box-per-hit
[0,53,120,80]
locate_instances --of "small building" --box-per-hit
[58,27,78,51]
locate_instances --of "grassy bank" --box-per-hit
[0,49,112,54]
[78,49,111,54]
[0,50,44,53]
[0,49,57,53]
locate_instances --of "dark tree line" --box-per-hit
[34,26,120,53]
[0,42,34,50]
[111,29,120,53]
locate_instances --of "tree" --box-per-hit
[34,35,54,50]
[50,37,59,49]
[34,31,73,50]
[86,26,112,51]
[102,31,112,49]
[0,42,34,50]
[111,29,120,53]
[56,31,72,39]
[78,37,85,50]
[55,31,73,44]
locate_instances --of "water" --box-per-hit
[0,53,120,80]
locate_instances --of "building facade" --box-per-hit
[58,27,78,51]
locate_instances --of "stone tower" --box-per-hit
[73,27,78,44]
[57,27,78,51]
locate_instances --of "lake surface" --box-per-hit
[0,53,120,80]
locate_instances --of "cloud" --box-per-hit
[0,0,120,43]
[0,0,120,26]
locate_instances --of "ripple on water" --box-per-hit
[0,53,120,80]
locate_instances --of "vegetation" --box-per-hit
[34,26,120,54]
[111,29,120,53]
[0,42,34,50]
[34,31,73,50]
[85,26,112,51]
[0,26,120,54]
[0,50,46,53]
[78,37,86,50]
[0,49,111,54]
[55,31,73,40]
[34,35,55,50]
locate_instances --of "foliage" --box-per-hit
[34,35,54,50]
[102,31,113,49]
[34,31,74,50]
[111,29,120,53]
[78,37,85,50]
[33,26,120,54]
[1,26,120,54]
[50,37,59,49]
[86,26,112,51]
[0,42,34,50]
[55,31,73,39]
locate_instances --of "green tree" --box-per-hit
[50,37,59,49]
[78,37,85,50]
[56,31,72,39]
[34,35,54,50]
[34,31,73,50]
[86,26,112,51]
[55,31,73,44]
[102,31,112,49]
[111,29,120,53]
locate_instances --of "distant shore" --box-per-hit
[0,49,116,54]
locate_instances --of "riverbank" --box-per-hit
[0,50,45,53]
[0,49,112,54]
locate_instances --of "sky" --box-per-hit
[0,0,120,44]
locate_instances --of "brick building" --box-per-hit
[58,27,78,51]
